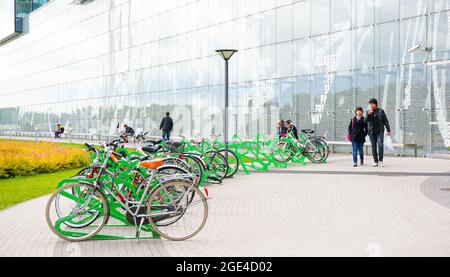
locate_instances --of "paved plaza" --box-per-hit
[0,155,449,257]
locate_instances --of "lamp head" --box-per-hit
[408,44,421,53]
[216,49,238,61]
[408,44,433,53]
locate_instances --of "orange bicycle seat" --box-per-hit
[139,159,164,169]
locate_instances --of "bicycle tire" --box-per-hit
[46,182,109,242]
[147,180,208,241]
[273,141,295,163]
[303,140,323,163]
[217,149,239,178]
[203,151,228,181]
[180,154,205,185]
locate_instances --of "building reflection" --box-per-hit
[0,0,449,155]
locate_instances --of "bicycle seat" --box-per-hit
[167,141,182,148]
[165,141,182,152]
[142,145,161,153]
[145,139,163,145]
[129,155,150,161]
[139,159,164,169]
[301,129,315,134]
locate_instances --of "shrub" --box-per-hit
[0,140,90,179]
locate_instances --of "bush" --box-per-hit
[0,140,90,179]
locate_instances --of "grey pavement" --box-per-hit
[0,155,449,257]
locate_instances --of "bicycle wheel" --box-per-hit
[162,157,190,170]
[69,166,98,225]
[203,151,228,181]
[62,181,100,228]
[181,154,204,184]
[75,166,92,177]
[188,154,207,174]
[272,141,295,162]
[147,180,208,241]
[217,149,239,178]
[311,138,329,162]
[303,140,323,163]
[46,182,109,242]
[156,164,198,212]
[133,165,191,202]
[139,164,191,191]
[157,164,190,176]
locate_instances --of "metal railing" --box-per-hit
[0,130,164,144]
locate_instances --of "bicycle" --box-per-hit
[182,136,229,183]
[273,131,326,163]
[201,135,240,178]
[46,141,208,241]
[300,129,330,163]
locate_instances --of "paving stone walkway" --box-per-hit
[0,156,449,257]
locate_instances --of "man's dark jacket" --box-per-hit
[364,108,390,135]
[125,126,135,135]
[348,116,367,143]
[160,116,173,132]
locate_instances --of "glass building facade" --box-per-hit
[16,0,50,17]
[0,0,450,155]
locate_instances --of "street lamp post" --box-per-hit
[216,49,238,147]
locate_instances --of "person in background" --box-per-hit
[365,98,391,167]
[286,120,299,140]
[160,112,174,141]
[277,120,288,139]
[54,123,64,138]
[348,107,367,167]
[120,124,135,143]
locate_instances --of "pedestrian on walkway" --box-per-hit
[160,112,173,141]
[364,98,391,167]
[348,107,367,167]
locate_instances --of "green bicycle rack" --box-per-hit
[48,132,326,241]
[53,175,160,241]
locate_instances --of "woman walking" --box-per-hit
[348,107,368,167]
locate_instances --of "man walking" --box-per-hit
[160,112,173,141]
[365,98,391,167]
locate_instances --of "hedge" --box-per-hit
[0,140,90,179]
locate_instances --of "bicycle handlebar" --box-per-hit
[135,132,149,140]
[84,143,94,150]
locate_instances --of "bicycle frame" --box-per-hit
[86,147,197,234]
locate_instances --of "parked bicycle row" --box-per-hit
[46,129,329,242]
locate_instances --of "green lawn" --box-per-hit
[0,168,82,211]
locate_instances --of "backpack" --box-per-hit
[347,117,355,142]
